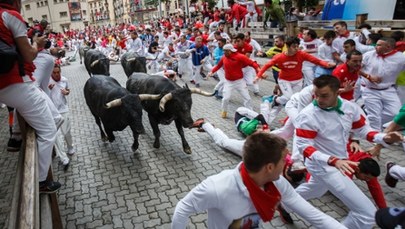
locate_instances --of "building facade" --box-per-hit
[21,0,90,32]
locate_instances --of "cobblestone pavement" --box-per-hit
[1,57,405,229]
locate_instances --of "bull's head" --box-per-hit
[126,56,147,74]
[158,86,214,128]
[105,94,161,133]
[91,58,110,76]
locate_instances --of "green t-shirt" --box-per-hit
[393,104,405,128]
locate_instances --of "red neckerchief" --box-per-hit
[305,38,314,42]
[240,163,281,222]
[378,49,397,58]
[340,30,350,38]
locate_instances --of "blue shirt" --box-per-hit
[190,44,210,66]
[213,47,224,65]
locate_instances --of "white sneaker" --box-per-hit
[0,103,6,108]
[61,157,70,166]
[68,147,75,155]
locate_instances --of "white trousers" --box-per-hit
[302,66,316,87]
[192,62,212,84]
[243,66,259,94]
[277,78,304,105]
[202,122,245,157]
[0,82,57,181]
[245,12,258,26]
[214,68,225,96]
[362,87,401,131]
[390,164,405,181]
[222,79,252,112]
[178,58,192,79]
[54,112,73,162]
[296,164,376,229]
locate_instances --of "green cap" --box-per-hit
[240,119,259,136]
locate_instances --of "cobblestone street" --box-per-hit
[1,57,405,228]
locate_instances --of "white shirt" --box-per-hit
[295,99,387,172]
[49,76,69,113]
[172,162,348,229]
[300,39,323,68]
[33,50,55,96]
[317,43,336,62]
[127,37,145,56]
[362,50,405,89]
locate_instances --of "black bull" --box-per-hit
[126,73,214,154]
[84,49,110,77]
[84,75,160,151]
[120,51,147,77]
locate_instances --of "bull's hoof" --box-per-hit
[101,136,108,142]
[183,147,192,154]
[131,143,139,152]
[153,141,160,149]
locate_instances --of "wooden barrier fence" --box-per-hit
[6,117,62,229]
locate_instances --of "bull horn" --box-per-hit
[105,98,122,108]
[189,88,215,97]
[90,59,100,67]
[127,58,136,62]
[159,93,173,112]
[139,94,161,101]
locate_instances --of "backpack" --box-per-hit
[0,36,19,74]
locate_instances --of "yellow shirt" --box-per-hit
[396,51,405,86]
[265,44,287,72]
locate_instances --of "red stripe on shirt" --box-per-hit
[296,128,318,139]
[352,115,366,129]
[366,131,378,142]
[303,146,317,159]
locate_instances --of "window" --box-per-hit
[60,11,68,17]
[42,15,48,20]
[44,1,48,5]
[27,17,33,24]
[82,10,87,15]
[36,2,40,7]
[25,4,30,10]
[41,2,44,6]
[54,0,57,3]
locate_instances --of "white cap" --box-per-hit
[223,44,237,52]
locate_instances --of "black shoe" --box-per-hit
[277,205,294,224]
[39,180,61,194]
[385,162,398,188]
[7,138,22,152]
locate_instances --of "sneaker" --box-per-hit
[221,111,227,119]
[200,72,207,79]
[61,157,70,166]
[7,138,22,152]
[385,162,398,188]
[67,147,75,155]
[262,95,274,103]
[195,83,200,88]
[191,118,205,129]
[253,92,260,97]
[39,180,61,194]
[190,80,196,84]
[215,94,223,100]
[277,205,294,224]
